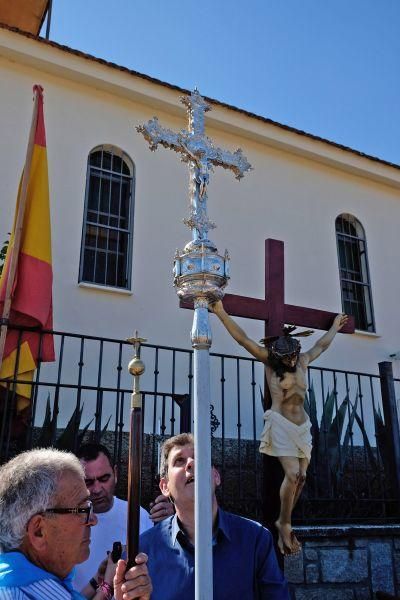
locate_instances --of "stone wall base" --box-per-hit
[285,525,400,599]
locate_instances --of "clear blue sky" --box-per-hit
[42,0,400,164]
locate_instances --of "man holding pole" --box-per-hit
[123,433,289,600]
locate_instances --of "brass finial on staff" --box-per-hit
[126,331,146,568]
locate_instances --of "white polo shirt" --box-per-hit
[73,496,152,592]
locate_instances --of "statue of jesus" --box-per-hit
[211,300,348,555]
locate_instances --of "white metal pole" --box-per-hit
[192,301,213,600]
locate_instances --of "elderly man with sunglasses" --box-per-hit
[0,448,152,600]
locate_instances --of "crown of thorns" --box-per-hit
[259,325,314,358]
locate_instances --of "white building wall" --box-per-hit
[0,30,400,435]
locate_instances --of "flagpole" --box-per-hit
[0,85,43,370]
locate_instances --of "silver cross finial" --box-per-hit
[137,90,252,242]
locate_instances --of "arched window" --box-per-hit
[335,214,374,332]
[79,146,135,289]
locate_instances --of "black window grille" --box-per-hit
[335,214,374,332]
[79,146,134,289]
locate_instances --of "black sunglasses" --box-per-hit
[43,500,94,524]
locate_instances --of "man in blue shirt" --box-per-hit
[134,433,289,600]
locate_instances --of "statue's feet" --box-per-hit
[275,521,302,555]
[290,530,302,555]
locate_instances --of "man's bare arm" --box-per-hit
[211,300,268,362]
[303,314,348,365]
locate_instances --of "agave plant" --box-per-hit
[304,383,358,496]
[304,383,395,499]
[35,394,111,451]
[351,403,395,496]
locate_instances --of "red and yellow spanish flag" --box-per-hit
[0,85,54,412]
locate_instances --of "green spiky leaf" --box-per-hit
[352,411,377,469]
[101,414,112,438]
[306,383,320,457]
[373,407,389,471]
[326,396,349,472]
[320,390,336,434]
[35,394,53,447]
[341,396,358,466]
[56,404,90,451]
[306,383,318,430]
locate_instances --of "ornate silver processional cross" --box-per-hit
[137,90,251,600]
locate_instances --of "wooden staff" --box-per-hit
[0,86,43,369]
[126,331,146,568]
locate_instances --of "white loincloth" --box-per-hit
[259,410,312,461]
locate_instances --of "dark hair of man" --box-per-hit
[76,442,114,467]
[159,433,194,479]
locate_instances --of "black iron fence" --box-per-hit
[292,364,400,524]
[1,326,399,526]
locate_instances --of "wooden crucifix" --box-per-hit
[181,238,354,557]
[182,237,354,357]
[215,238,354,335]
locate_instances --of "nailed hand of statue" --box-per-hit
[209,300,223,315]
[333,313,348,331]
